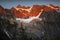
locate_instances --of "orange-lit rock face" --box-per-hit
[41,5,53,12]
[11,7,25,18]
[29,5,42,17]
[10,4,60,18]
[59,7,60,10]
[0,5,6,14]
[48,4,60,10]
[0,4,59,18]
[16,5,30,9]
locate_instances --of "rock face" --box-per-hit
[39,10,60,40]
[16,4,30,9]
[0,4,60,40]
[0,5,6,14]
[10,4,60,18]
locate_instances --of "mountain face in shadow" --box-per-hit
[0,4,60,40]
[38,10,60,40]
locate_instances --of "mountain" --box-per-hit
[0,4,60,18]
[0,4,60,40]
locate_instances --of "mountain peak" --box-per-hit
[16,4,22,8]
[16,4,30,9]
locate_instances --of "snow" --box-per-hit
[16,9,43,23]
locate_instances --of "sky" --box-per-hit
[0,0,60,9]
